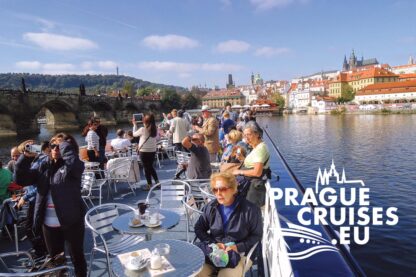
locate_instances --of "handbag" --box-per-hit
[219,162,242,173]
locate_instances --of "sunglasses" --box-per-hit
[212,187,231,194]
[50,144,59,150]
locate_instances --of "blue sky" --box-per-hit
[0,0,415,88]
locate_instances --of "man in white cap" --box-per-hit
[193,105,219,162]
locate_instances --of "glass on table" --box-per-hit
[154,243,170,256]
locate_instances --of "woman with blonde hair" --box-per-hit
[195,172,262,277]
[221,130,244,163]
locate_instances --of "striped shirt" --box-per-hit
[44,192,61,227]
[85,129,100,151]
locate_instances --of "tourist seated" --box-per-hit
[195,172,262,277]
[178,134,211,179]
[111,129,132,155]
[0,161,12,203]
[6,146,20,173]
[232,121,271,207]
[221,130,244,163]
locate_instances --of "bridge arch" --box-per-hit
[83,100,117,125]
[41,100,79,130]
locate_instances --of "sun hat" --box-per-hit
[201,105,210,112]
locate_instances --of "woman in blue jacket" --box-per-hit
[195,172,262,276]
[15,133,87,277]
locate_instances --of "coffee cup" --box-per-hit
[149,215,158,225]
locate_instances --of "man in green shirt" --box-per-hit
[0,161,13,202]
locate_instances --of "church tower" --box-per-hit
[349,49,357,69]
[408,55,414,65]
[342,55,348,71]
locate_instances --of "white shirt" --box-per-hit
[133,127,157,152]
[111,137,131,150]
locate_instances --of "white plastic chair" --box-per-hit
[106,157,138,196]
[84,203,144,277]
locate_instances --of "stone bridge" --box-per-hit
[0,90,162,137]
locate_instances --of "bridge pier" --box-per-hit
[0,113,17,136]
[45,109,79,131]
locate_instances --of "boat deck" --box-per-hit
[0,158,260,276]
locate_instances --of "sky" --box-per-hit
[0,0,415,88]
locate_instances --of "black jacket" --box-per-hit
[194,195,263,254]
[15,141,85,230]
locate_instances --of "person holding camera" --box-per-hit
[179,133,211,180]
[14,133,87,277]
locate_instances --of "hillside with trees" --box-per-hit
[0,73,184,95]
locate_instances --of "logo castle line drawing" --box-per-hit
[315,160,365,193]
[280,160,366,260]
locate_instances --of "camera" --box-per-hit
[25,144,41,153]
[133,113,143,122]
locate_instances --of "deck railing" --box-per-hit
[262,181,293,277]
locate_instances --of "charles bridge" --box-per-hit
[0,89,161,137]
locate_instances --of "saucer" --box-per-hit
[145,221,161,228]
[129,221,144,228]
[125,258,148,271]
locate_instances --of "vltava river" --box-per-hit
[0,115,415,275]
[258,114,415,276]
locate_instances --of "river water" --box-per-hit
[258,115,416,276]
[0,115,415,275]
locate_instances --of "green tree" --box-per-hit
[337,85,355,103]
[160,88,181,112]
[271,92,285,109]
[123,81,135,97]
[136,86,154,97]
[181,93,200,109]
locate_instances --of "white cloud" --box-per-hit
[15,61,42,70]
[220,0,232,7]
[138,61,197,72]
[42,63,75,73]
[179,73,192,79]
[250,0,308,10]
[137,61,244,73]
[143,34,199,50]
[215,40,250,53]
[15,60,117,75]
[97,61,117,69]
[23,32,97,50]
[255,46,291,57]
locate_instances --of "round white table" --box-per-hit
[112,209,180,240]
[112,239,205,277]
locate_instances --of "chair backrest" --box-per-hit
[107,157,132,179]
[81,172,96,196]
[199,183,216,204]
[183,179,211,200]
[175,151,191,165]
[146,180,191,212]
[85,203,135,246]
[182,195,203,225]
